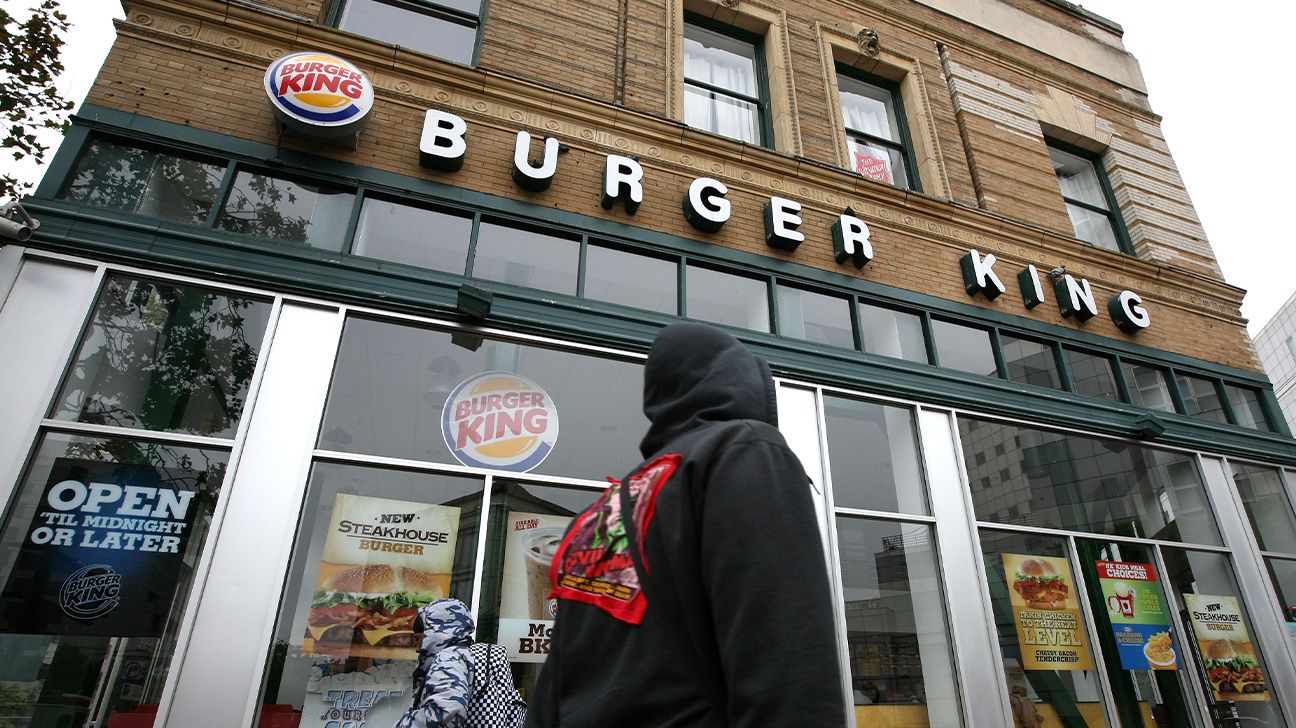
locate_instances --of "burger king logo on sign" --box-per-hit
[442,373,559,472]
[263,52,373,139]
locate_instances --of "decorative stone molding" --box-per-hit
[856,28,880,57]
[1032,85,1111,149]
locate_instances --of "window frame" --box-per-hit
[835,65,922,193]
[327,0,486,66]
[1046,137,1134,255]
[681,12,774,148]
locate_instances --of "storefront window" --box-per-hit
[1001,335,1060,389]
[980,531,1110,727]
[776,285,853,349]
[58,138,225,225]
[318,316,645,481]
[1162,547,1287,725]
[351,197,473,274]
[52,276,273,439]
[837,517,959,726]
[1225,384,1272,431]
[958,418,1221,545]
[257,462,483,726]
[1064,348,1119,402]
[1263,558,1296,641]
[823,395,925,515]
[931,319,996,377]
[0,432,228,727]
[216,170,355,250]
[1177,374,1227,424]
[1232,464,1296,554]
[858,303,926,363]
[583,243,677,314]
[685,264,770,333]
[1123,362,1175,413]
[477,480,602,698]
[472,220,579,295]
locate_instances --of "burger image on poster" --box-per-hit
[263,51,373,143]
[1012,558,1069,610]
[442,372,560,472]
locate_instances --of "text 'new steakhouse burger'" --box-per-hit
[308,564,442,650]
[1013,558,1069,610]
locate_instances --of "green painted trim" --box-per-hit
[41,110,1278,387]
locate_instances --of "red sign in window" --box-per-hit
[853,150,892,184]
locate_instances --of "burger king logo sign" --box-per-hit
[442,373,559,472]
[264,52,373,139]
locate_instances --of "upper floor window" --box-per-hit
[682,17,769,147]
[838,69,918,191]
[1047,140,1128,253]
[334,0,481,65]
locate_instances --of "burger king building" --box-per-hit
[2,0,1295,726]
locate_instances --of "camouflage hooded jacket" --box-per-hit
[394,598,475,728]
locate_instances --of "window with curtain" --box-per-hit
[683,19,768,146]
[335,0,481,65]
[838,70,917,190]
[1047,140,1126,252]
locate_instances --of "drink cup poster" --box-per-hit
[1183,594,1269,702]
[304,493,460,660]
[1002,553,1093,671]
[1094,561,1177,670]
[0,458,201,637]
[497,511,569,663]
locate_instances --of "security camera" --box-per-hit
[0,202,40,242]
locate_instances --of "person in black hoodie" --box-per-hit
[524,322,847,728]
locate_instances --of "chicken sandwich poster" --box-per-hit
[1002,553,1093,671]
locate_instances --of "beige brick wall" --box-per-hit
[92,0,1258,372]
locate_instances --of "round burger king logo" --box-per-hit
[264,52,373,137]
[442,372,559,472]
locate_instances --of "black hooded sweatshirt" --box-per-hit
[525,323,847,728]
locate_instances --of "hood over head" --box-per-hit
[415,597,475,652]
[640,323,777,457]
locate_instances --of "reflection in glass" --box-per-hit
[1264,558,1296,637]
[1064,203,1121,252]
[319,317,645,480]
[584,244,677,314]
[1162,548,1287,725]
[1001,335,1060,389]
[824,395,925,515]
[352,197,472,273]
[58,138,225,225]
[979,530,1108,727]
[1176,374,1227,423]
[0,433,227,728]
[776,286,853,349]
[472,221,579,295]
[859,303,926,363]
[339,0,478,64]
[1075,539,1199,727]
[1065,348,1119,402]
[52,276,272,438]
[478,482,602,699]
[1232,464,1296,554]
[931,319,996,377]
[258,462,483,726]
[1123,362,1175,413]
[1225,385,1272,431]
[958,417,1220,545]
[685,265,769,332]
[837,518,960,726]
[216,170,354,250]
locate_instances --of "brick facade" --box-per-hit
[89,0,1256,370]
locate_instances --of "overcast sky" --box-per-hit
[15,0,1294,335]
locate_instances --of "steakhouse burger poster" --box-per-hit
[1002,553,1093,671]
[304,493,460,660]
[1183,594,1270,702]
